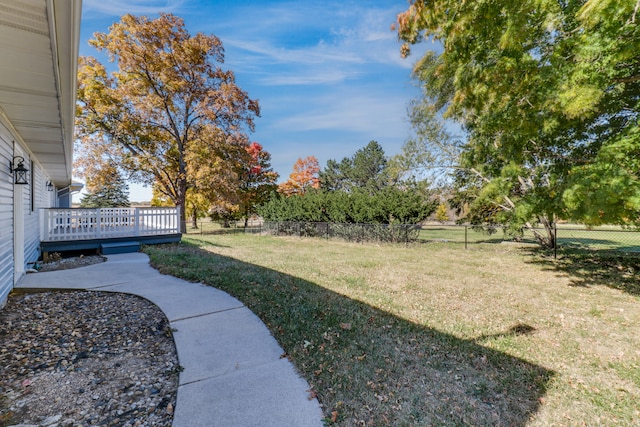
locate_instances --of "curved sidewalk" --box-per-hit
[18,253,324,427]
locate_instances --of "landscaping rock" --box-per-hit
[0,290,178,427]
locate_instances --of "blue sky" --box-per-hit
[78,0,432,201]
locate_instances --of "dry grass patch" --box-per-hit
[145,234,640,426]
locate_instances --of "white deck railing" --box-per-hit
[40,207,181,242]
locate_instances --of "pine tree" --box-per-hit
[80,168,130,208]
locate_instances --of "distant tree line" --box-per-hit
[258,141,437,224]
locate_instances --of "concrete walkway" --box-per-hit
[18,253,324,427]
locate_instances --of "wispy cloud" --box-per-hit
[272,88,409,136]
[82,0,187,16]
[212,2,418,87]
[258,70,362,86]
[224,39,365,66]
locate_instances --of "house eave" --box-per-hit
[0,0,82,186]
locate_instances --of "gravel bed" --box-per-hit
[0,289,179,427]
[37,255,107,273]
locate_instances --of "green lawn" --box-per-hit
[144,233,640,426]
[418,224,640,252]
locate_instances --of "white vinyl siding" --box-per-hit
[0,123,56,307]
[0,130,14,306]
[25,159,47,266]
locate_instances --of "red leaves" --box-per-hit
[246,141,263,157]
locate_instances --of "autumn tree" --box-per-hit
[237,142,278,226]
[184,190,210,229]
[150,183,174,207]
[278,156,320,196]
[396,0,640,246]
[204,141,277,226]
[75,14,259,233]
[434,203,449,223]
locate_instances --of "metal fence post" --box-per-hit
[465,225,468,249]
[554,222,558,259]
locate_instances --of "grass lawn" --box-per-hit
[144,233,640,426]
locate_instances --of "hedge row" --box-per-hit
[257,188,436,224]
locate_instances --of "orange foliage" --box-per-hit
[278,156,320,196]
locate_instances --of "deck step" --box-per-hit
[100,241,140,255]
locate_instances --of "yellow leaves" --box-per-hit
[558,84,603,119]
[578,0,625,27]
[498,22,518,51]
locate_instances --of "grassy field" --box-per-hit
[144,232,640,426]
[418,225,640,252]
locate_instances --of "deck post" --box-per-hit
[134,208,140,236]
[96,209,102,239]
[40,209,47,242]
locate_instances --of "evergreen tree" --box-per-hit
[80,167,130,208]
[320,141,390,194]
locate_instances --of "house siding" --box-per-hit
[0,126,14,307]
[0,121,56,307]
[25,160,47,266]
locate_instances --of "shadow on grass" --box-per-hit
[557,238,640,253]
[525,248,640,296]
[145,241,554,426]
[187,228,243,236]
[180,236,231,248]
[474,323,537,342]
[187,226,263,237]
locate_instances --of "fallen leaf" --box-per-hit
[331,411,338,423]
[339,323,352,330]
[22,379,32,387]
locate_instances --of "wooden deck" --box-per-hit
[40,207,181,254]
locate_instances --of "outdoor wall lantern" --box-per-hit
[46,181,54,191]
[9,156,29,185]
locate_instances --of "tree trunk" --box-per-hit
[191,208,198,229]
[528,216,555,249]
[177,179,188,234]
[178,206,187,234]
